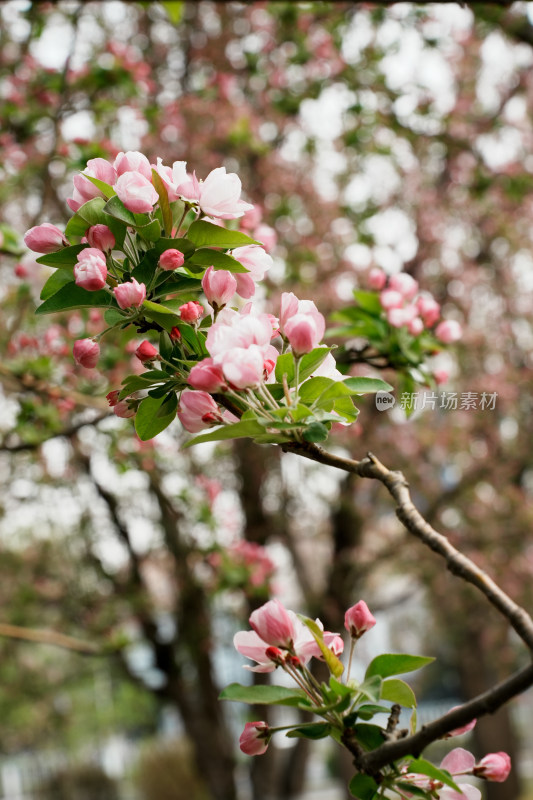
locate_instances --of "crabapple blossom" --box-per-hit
[74,248,107,291]
[73,338,100,368]
[389,272,419,300]
[416,295,441,327]
[474,752,512,782]
[368,267,387,290]
[249,599,295,648]
[179,301,204,323]
[435,319,462,344]
[231,245,273,298]
[198,167,254,219]
[219,344,266,389]
[135,340,158,363]
[202,267,237,308]
[114,150,152,179]
[113,399,137,419]
[284,312,324,356]
[113,278,146,309]
[177,390,222,433]
[188,358,227,393]
[380,289,404,310]
[115,171,159,213]
[86,224,115,252]
[24,223,68,253]
[344,600,376,638]
[444,708,477,738]
[159,248,185,271]
[239,722,270,756]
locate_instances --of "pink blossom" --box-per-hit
[73,338,100,368]
[114,278,146,309]
[159,248,185,271]
[434,368,449,385]
[135,340,158,363]
[389,273,419,300]
[179,301,204,323]
[254,223,277,252]
[416,295,441,327]
[67,159,117,211]
[114,150,152,180]
[113,399,137,419]
[219,345,265,389]
[344,601,376,638]
[284,312,325,356]
[85,157,117,185]
[380,289,404,310]
[24,223,68,253]
[115,172,159,214]
[106,390,120,407]
[474,752,511,782]
[279,292,300,332]
[408,317,424,336]
[232,245,273,299]
[74,248,107,291]
[240,205,263,230]
[233,629,278,673]
[152,158,200,203]
[435,320,462,344]
[177,390,222,433]
[368,267,387,290]
[86,224,115,252]
[387,308,410,328]
[239,722,270,756]
[206,313,273,358]
[249,599,295,648]
[444,708,477,739]
[202,267,237,308]
[199,167,254,219]
[188,358,227,393]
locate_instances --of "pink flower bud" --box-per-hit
[24,223,68,253]
[114,278,146,309]
[113,150,152,180]
[239,722,270,756]
[179,301,204,323]
[249,599,295,648]
[177,390,222,433]
[444,708,477,739]
[74,248,107,291]
[106,390,120,407]
[380,289,404,310]
[416,295,441,327]
[135,340,159,363]
[202,267,237,308]
[115,171,159,214]
[86,224,115,252]
[73,338,100,369]
[389,273,419,300]
[344,600,376,639]
[219,345,265,389]
[474,752,511,782]
[159,248,185,271]
[433,368,449,385]
[387,308,410,328]
[408,317,424,336]
[368,267,387,290]
[284,312,324,356]
[435,319,462,344]
[188,358,227,392]
[113,399,137,418]
[170,326,181,342]
[254,223,277,252]
[199,167,254,219]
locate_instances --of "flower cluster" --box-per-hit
[224,599,511,800]
[207,541,275,597]
[25,151,460,446]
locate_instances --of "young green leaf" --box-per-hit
[285,723,331,740]
[135,393,177,441]
[36,243,88,269]
[151,168,173,236]
[407,759,462,793]
[299,616,344,678]
[187,220,259,248]
[40,270,74,301]
[365,654,435,681]
[381,678,417,708]
[183,419,267,448]
[219,683,307,707]
[343,377,393,394]
[348,774,379,800]
[35,284,114,314]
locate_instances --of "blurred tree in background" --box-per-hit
[2,2,533,799]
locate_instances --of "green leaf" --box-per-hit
[365,654,435,681]
[299,617,344,678]
[39,270,73,301]
[302,422,329,442]
[286,723,331,740]
[352,724,385,751]
[357,676,382,704]
[35,284,114,314]
[135,394,177,441]
[299,348,332,382]
[189,249,249,272]
[137,218,161,243]
[183,419,266,447]
[299,377,334,403]
[83,174,116,199]
[187,220,259,248]
[408,759,462,793]
[154,237,196,258]
[396,782,432,798]
[104,195,149,228]
[142,300,181,332]
[219,683,307,707]
[343,377,393,394]
[151,168,173,236]
[353,289,383,314]
[162,1,184,24]
[36,243,88,269]
[275,352,294,384]
[348,774,378,800]
[65,197,108,237]
[329,677,354,698]
[355,704,391,721]
[381,678,417,708]
[333,396,359,423]
[104,308,126,326]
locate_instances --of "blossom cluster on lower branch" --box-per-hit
[221,598,510,800]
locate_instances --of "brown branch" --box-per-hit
[0,622,101,654]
